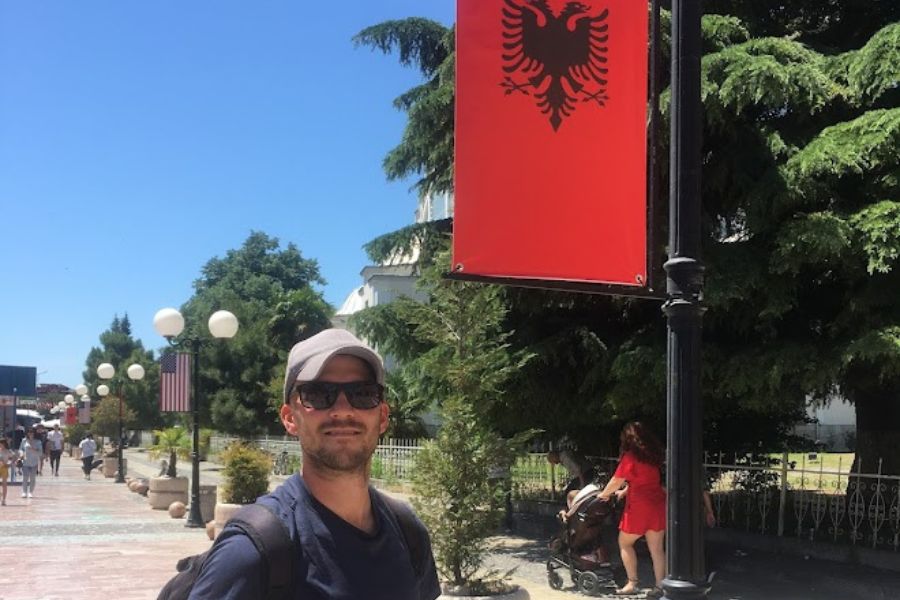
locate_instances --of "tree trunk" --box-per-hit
[167,450,178,478]
[842,371,900,548]
[849,378,900,479]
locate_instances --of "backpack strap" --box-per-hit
[227,503,296,600]
[377,491,426,578]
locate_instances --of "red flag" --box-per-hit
[455,0,649,287]
[65,405,78,425]
[160,353,191,413]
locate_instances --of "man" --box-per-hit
[34,424,48,475]
[79,433,97,480]
[548,448,598,500]
[47,425,64,476]
[190,329,441,600]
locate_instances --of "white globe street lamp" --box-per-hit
[97,362,146,483]
[153,306,239,527]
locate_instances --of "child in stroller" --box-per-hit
[547,483,620,596]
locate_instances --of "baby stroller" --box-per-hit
[547,484,620,596]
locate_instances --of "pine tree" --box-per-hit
[355,255,532,590]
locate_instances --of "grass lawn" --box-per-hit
[780,452,856,492]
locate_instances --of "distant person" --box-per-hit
[79,433,97,481]
[34,424,49,475]
[19,428,43,498]
[47,425,64,476]
[548,448,598,508]
[703,483,717,582]
[11,425,25,482]
[596,422,666,596]
[0,439,14,505]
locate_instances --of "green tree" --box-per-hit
[180,231,332,436]
[83,315,162,430]
[354,18,455,196]
[90,395,138,441]
[382,369,429,439]
[356,254,532,589]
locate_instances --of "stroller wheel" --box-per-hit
[577,571,601,596]
[548,570,564,590]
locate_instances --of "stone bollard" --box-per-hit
[135,480,149,496]
[168,501,186,518]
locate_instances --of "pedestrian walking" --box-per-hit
[46,425,64,476]
[18,428,43,498]
[185,328,441,599]
[79,433,97,480]
[11,425,25,482]
[34,424,49,475]
[0,439,14,505]
[596,422,667,597]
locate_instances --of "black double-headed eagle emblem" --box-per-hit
[501,0,609,131]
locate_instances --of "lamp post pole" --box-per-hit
[154,308,239,529]
[98,363,145,484]
[118,393,125,483]
[187,338,203,528]
[661,1,707,599]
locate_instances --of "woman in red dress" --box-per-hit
[597,422,666,595]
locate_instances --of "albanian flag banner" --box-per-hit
[453,0,651,292]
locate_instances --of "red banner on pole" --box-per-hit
[454,0,649,287]
[66,406,78,426]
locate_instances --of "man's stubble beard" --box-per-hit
[301,426,379,476]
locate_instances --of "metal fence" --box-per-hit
[707,452,900,552]
[209,435,423,482]
[208,436,898,553]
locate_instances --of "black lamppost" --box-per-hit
[97,362,145,483]
[153,307,239,529]
[662,1,707,599]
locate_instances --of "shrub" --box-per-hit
[221,442,271,504]
[63,423,90,446]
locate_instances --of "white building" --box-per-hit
[332,193,453,434]
[794,393,856,451]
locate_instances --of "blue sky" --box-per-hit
[0,1,454,390]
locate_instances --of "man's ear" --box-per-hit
[281,403,299,436]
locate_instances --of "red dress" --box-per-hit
[613,451,666,534]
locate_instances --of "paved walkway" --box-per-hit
[0,452,211,600]
[1,449,899,599]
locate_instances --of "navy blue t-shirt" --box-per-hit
[189,475,441,600]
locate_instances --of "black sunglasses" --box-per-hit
[296,381,384,410]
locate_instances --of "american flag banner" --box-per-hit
[160,352,191,412]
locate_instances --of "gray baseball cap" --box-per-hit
[283,328,385,404]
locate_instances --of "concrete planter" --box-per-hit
[102,457,127,478]
[148,476,189,509]
[438,586,529,600]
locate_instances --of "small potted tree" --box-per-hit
[147,427,191,509]
[213,441,271,537]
